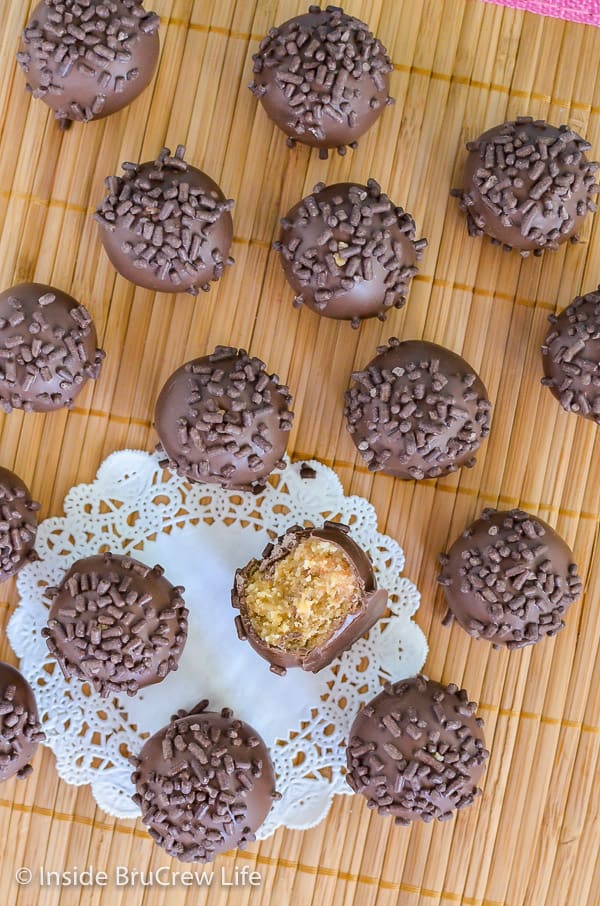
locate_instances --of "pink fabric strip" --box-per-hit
[481,0,600,26]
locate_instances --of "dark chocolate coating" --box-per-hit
[346,675,488,824]
[0,467,39,582]
[437,508,583,649]
[131,701,277,862]
[541,286,600,422]
[95,145,234,295]
[155,346,294,492]
[42,553,189,697]
[18,0,160,126]
[232,521,388,674]
[344,338,492,480]
[453,117,600,255]
[0,662,44,782]
[275,180,427,327]
[249,5,393,157]
[0,283,104,413]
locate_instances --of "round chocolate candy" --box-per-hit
[0,662,44,782]
[346,675,488,825]
[249,4,393,158]
[453,116,600,255]
[18,0,160,127]
[155,346,294,492]
[232,521,388,675]
[0,283,104,413]
[94,145,234,295]
[275,180,427,327]
[437,508,583,649]
[42,553,188,697]
[131,700,277,862]
[541,286,600,422]
[344,338,492,480]
[0,467,39,582]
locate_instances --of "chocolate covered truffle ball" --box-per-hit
[344,339,492,480]
[0,283,104,413]
[346,675,488,825]
[437,508,583,649]
[18,0,160,128]
[541,286,600,422]
[155,346,294,492]
[453,117,600,255]
[250,4,393,157]
[232,522,387,675]
[94,145,234,295]
[0,467,39,582]
[275,180,427,327]
[0,662,44,782]
[43,553,188,697]
[131,700,277,861]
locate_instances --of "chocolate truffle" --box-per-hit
[94,145,234,295]
[155,346,293,492]
[0,283,104,413]
[18,0,160,128]
[0,662,44,781]
[42,553,188,697]
[437,508,583,649]
[0,467,39,582]
[250,4,393,158]
[131,700,277,861]
[541,286,600,422]
[232,521,388,675]
[346,675,488,824]
[453,117,600,255]
[275,180,427,327]
[344,338,492,480]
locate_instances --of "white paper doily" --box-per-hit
[8,450,427,838]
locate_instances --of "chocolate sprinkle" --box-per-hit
[0,467,40,582]
[453,117,600,255]
[0,662,44,781]
[437,508,583,648]
[344,339,492,480]
[250,5,393,157]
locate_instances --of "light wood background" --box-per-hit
[0,1,599,904]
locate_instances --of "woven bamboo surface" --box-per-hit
[0,0,599,904]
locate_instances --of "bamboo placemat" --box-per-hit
[0,1,599,904]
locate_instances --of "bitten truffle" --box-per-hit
[541,286,600,422]
[232,521,388,675]
[275,180,427,327]
[131,700,278,861]
[250,4,393,157]
[437,508,583,649]
[0,283,104,413]
[0,467,39,582]
[155,346,294,492]
[344,339,492,480]
[453,117,600,255]
[0,662,44,781]
[94,145,234,295]
[346,675,488,824]
[18,0,160,128]
[42,553,188,697]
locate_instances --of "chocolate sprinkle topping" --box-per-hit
[346,675,488,824]
[453,117,600,255]
[95,146,234,295]
[541,286,600,422]
[250,5,393,157]
[0,467,40,582]
[344,339,491,480]
[437,508,583,649]
[275,180,426,327]
[0,662,45,782]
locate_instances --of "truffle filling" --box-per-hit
[243,538,363,651]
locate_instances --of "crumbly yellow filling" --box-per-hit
[243,538,363,651]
